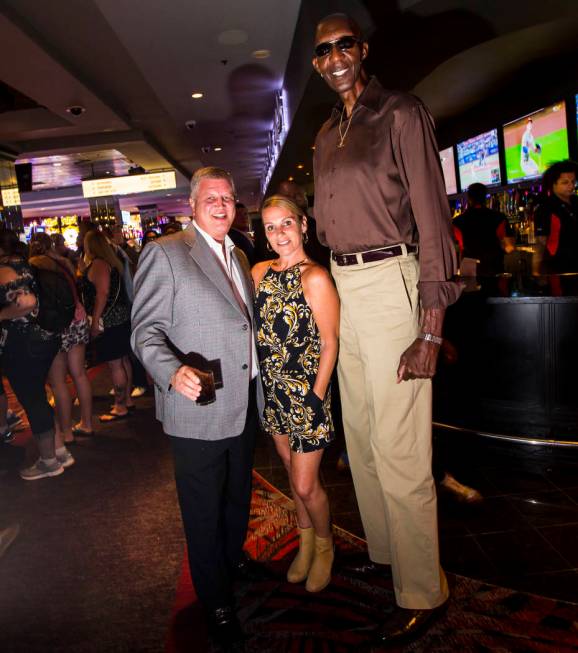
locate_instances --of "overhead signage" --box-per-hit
[1,187,21,206]
[261,89,289,194]
[82,170,176,199]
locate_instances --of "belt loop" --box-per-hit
[355,253,363,265]
[399,243,407,257]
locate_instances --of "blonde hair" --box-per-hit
[84,230,123,274]
[261,195,305,221]
[190,166,235,202]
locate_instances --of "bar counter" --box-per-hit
[434,274,578,446]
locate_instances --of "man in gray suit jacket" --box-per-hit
[131,166,262,646]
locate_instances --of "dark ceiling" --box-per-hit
[0,0,577,219]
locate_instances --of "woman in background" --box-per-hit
[252,195,339,593]
[82,230,133,422]
[29,232,93,445]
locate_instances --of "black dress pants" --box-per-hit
[170,380,257,610]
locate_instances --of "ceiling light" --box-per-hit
[306,172,310,176]
[296,164,304,169]
[213,146,222,152]
[54,162,62,167]
[288,176,294,181]
[191,92,203,99]
[311,145,316,150]
[166,193,172,197]
[252,49,270,59]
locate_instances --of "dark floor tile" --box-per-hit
[325,483,360,514]
[481,468,556,495]
[476,528,570,576]
[508,491,578,528]
[461,496,530,535]
[333,511,364,540]
[440,534,496,579]
[437,501,472,537]
[560,486,578,506]
[543,463,578,490]
[539,523,578,567]
[489,569,578,604]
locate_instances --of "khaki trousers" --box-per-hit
[332,253,448,609]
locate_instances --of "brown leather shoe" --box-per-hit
[373,602,447,646]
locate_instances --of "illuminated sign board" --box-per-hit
[261,89,289,194]
[82,170,176,198]
[1,187,21,206]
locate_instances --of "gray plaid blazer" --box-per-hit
[131,225,264,439]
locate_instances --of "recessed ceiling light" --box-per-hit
[252,49,270,59]
[311,145,316,150]
[296,164,304,169]
[105,171,110,174]
[54,162,62,167]
[218,29,248,45]
[191,92,203,99]
[213,146,222,152]
[306,172,310,176]
[288,176,294,181]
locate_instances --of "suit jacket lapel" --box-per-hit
[232,248,254,319]
[184,227,241,314]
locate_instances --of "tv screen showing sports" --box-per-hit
[503,101,569,184]
[457,129,501,191]
[439,147,457,195]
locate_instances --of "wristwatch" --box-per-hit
[418,332,443,345]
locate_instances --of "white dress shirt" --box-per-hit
[193,221,258,379]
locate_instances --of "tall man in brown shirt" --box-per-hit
[312,14,462,645]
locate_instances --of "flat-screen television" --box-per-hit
[503,101,569,184]
[457,129,501,191]
[121,210,131,224]
[439,147,457,195]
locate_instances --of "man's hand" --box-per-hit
[397,338,441,383]
[171,365,202,401]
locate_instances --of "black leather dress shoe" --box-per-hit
[373,602,447,647]
[340,554,392,578]
[207,605,245,649]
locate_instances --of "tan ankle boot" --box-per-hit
[305,533,334,592]
[287,526,315,583]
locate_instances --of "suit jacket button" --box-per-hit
[242,324,248,331]
[242,364,248,370]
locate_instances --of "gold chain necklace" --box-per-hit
[337,105,355,148]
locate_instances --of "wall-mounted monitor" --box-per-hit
[503,101,569,184]
[457,129,501,192]
[439,147,457,195]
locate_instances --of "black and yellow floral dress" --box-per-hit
[255,262,334,453]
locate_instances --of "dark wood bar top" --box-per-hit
[434,274,578,445]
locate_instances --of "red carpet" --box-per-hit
[167,472,578,653]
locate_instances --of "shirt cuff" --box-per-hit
[418,280,464,310]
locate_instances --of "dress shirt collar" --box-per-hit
[193,220,235,258]
[330,75,384,121]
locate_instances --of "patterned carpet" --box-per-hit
[166,472,578,652]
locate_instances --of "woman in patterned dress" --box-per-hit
[252,195,340,592]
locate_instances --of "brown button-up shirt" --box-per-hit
[313,76,462,309]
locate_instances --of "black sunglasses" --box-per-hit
[314,36,361,58]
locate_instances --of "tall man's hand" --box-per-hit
[396,306,445,383]
[171,365,202,401]
[397,339,440,382]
